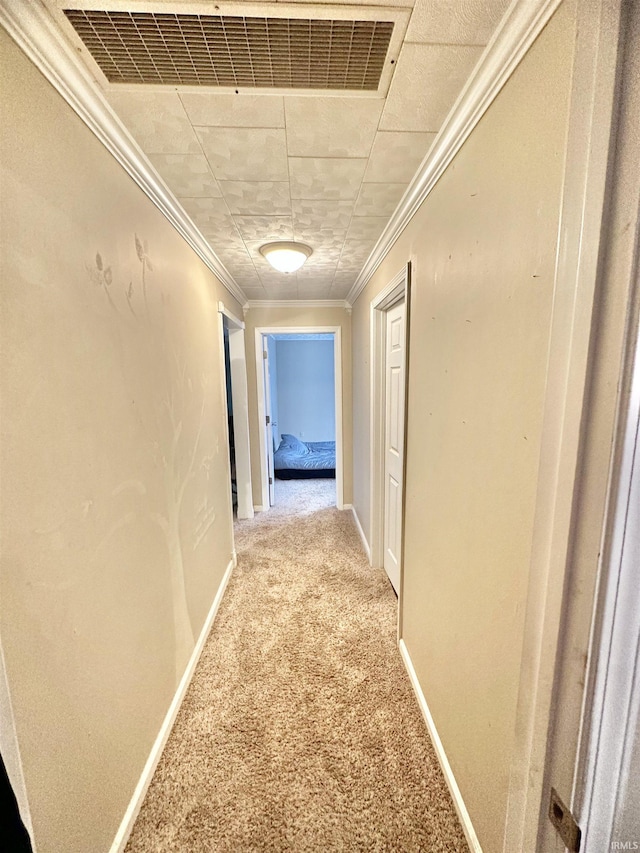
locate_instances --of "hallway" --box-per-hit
[2,1,638,850]
[125,480,467,851]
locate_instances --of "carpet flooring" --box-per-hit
[125,479,469,852]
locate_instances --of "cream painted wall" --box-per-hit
[351,4,576,851]
[243,306,352,507]
[0,29,241,853]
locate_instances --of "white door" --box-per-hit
[262,338,276,507]
[383,300,406,594]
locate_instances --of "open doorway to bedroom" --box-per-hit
[255,327,344,512]
[218,303,253,522]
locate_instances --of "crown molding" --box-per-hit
[245,300,351,313]
[346,0,563,306]
[0,0,247,309]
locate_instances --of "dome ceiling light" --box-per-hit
[259,242,313,273]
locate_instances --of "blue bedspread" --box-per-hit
[274,435,336,472]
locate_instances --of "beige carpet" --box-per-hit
[125,480,469,852]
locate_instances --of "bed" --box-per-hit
[274,433,336,479]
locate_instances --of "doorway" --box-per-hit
[218,303,253,521]
[255,326,344,511]
[371,265,411,603]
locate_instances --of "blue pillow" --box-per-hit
[280,433,309,454]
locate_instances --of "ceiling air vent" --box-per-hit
[62,10,394,90]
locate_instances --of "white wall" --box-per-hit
[275,339,335,443]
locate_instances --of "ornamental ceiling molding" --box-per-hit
[244,300,351,314]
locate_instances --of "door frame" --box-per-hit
[218,302,253,521]
[576,288,640,851]
[254,326,344,510]
[502,0,627,848]
[0,645,34,846]
[529,2,640,848]
[262,335,276,508]
[370,264,411,625]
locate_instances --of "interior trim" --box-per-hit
[245,300,351,311]
[503,0,624,847]
[351,506,371,563]
[253,325,345,510]
[346,0,563,305]
[369,265,408,573]
[0,0,247,308]
[109,557,235,852]
[219,306,254,521]
[0,645,35,846]
[399,639,483,853]
[578,261,640,852]
[218,301,245,330]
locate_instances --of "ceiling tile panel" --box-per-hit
[330,273,358,297]
[292,231,345,255]
[289,158,367,201]
[337,243,372,270]
[335,255,368,273]
[298,276,339,292]
[292,199,354,233]
[181,196,230,216]
[233,273,264,290]
[380,44,483,132]
[255,266,293,285]
[77,0,509,303]
[264,285,300,300]
[196,127,289,181]
[241,286,270,299]
[214,238,254,259]
[234,215,294,243]
[180,198,238,235]
[205,233,250,259]
[354,182,406,216]
[107,91,201,154]
[219,181,292,215]
[329,286,352,299]
[364,131,436,183]
[297,256,339,274]
[284,97,384,158]
[180,94,285,128]
[215,251,257,273]
[255,268,300,293]
[405,0,510,45]
[298,285,334,299]
[345,216,389,243]
[148,154,222,198]
[331,270,358,286]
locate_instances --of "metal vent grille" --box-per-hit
[63,10,394,90]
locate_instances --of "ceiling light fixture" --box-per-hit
[259,241,313,273]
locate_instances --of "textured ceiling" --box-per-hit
[51,0,510,301]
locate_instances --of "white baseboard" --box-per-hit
[399,639,483,853]
[109,558,235,853]
[253,505,265,513]
[351,506,371,563]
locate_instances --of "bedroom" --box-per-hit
[264,333,337,506]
